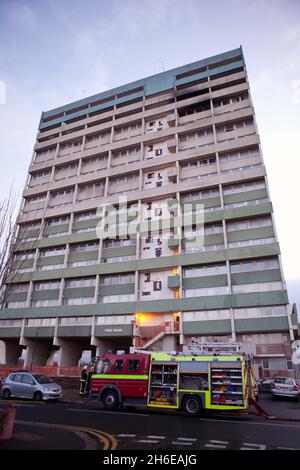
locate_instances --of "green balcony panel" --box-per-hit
[12,259,34,270]
[72,219,100,230]
[58,325,92,337]
[231,269,282,285]
[234,316,289,333]
[95,324,133,337]
[203,233,224,246]
[230,290,288,308]
[6,292,28,302]
[183,320,232,335]
[167,275,181,289]
[68,251,99,262]
[63,287,95,299]
[43,224,69,235]
[102,245,136,258]
[37,255,65,266]
[99,283,135,296]
[0,327,21,338]
[36,231,99,249]
[223,203,273,222]
[18,228,40,239]
[168,238,180,249]
[183,274,228,289]
[24,326,55,338]
[31,290,60,300]
[227,226,274,243]
[223,188,268,205]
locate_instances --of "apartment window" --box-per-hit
[40,246,66,257]
[102,294,135,303]
[145,273,151,283]
[232,281,283,294]
[34,281,61,290]
[64,297,95,306]
[148,145,153,152]
[70,241,99,253]
[184,263,227,277]
[230,258,279,273]
[46,216,70,226]
[184,286,229,297]
[153,281,162,291]
[155,149,162,156]
[223,179,266,195]
[65,277,96,288]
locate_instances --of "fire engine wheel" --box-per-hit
[182,396,202,416]
[102,390,119,410]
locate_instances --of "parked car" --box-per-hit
[258,378,273,393]
[271,377,300,400]
[1,371,62,401]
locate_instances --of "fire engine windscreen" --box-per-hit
[96,358,111,374]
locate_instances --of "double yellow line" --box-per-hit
[16,420,117,450]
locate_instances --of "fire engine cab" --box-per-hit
[90,349,255,416]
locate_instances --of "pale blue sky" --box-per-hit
[0,0,299,309]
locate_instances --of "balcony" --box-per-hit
[167,238,180,250]
[167,139,177,153]
[166,113,176,127]
[167,168,177,182]
[168,275,181,289]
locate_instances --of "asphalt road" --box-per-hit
[1,400,300,450]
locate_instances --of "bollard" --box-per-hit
[0,406,17,440]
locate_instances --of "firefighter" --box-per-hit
[79,365,88,396]
[84,365,95,396]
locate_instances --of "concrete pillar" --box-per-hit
[23,340,52,367]
[57,339,85,367]
[2,340,23,365]
[92,338,114,356]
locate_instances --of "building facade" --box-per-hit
[0,47,298,377]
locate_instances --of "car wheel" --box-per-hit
[33,391,43,401]
[2,388,11,400]
[182,396,203,416]
[102,390,119,410]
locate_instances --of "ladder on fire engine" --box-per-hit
[182,338,243,355]
[130,340,243,356]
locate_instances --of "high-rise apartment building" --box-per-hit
[0,47,297,377]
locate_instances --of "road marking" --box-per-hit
[240,443,266,450]
[205,444,227,448]
[137,439,159,443]
[16,420,117,450]
[172,441,193,446]
[210,440,229,444]
[198,417,300,429]
[147,435,165,439]
[177,437,197,442]
[67,408,149,417]
[277,446,297,450]
[117,434,136,437]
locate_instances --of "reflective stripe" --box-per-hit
[92,374,148,380]
[80,379,86,382]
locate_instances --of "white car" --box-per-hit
[1,371,62,401]
[271,376,300,400]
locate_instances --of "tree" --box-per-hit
[0,189,19,307]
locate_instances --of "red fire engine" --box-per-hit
[90,349,256,416]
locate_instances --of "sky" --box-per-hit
[0,0,299,312]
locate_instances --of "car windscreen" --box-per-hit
[32,374,53,384]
